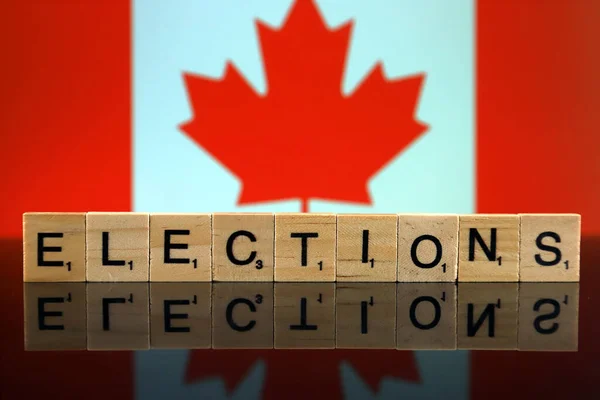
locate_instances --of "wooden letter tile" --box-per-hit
[398,214,459,282]
[457,283,518,350]
[518,283,578,351]
[458,215,519,282]
[336,214,397,282]
[24,283,87,350]
[336,283,396,348]
[150,213,211,282]
[87,212,149,282]
[150,283,211,349]
[396,283,457,350]
[23,213,86,282]
[213,213,274,281]
[87,283,150,350]
[275,213,336,282]
[212,283,274,348]
[275,283,335,348]
[519,214,581,282]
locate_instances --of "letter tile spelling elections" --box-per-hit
[24,282,579,351]
[22,213,581,283]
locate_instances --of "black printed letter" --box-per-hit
[226,230,257,265]
[534,232,562,266]
[102,297,126,330]
[37,233,64,267]
[37,297,65,330]
[290,298,318,330]
[102,232,125,266]
[469,228,497,262]
[410,235,443,268]
[226,298,256,332]
[164,230,190,264]
[409,296,441,330]
[164,299,190,332]
[467,303,496,337]
[533,298,560,334]
[290,233,318,266]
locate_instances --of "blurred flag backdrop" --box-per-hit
[1,0,599,399]
[2,0,598,236]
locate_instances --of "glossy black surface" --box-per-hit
[23,282,578,352]
[2,238,599,399]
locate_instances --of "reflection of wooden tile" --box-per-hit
[519,214,581,282]
[518,283,579,351]
[87,283,149,350]
[23,213,86,282]
[458,215,519,282]
[150,213,211,282]
[24,283,86,350]
[213,213,274,282]
[396,283,456,349]
[398,214,458,282]
[87,213,150,282]
[212,283,274,348]
[457,283,518,349]
[336,283,396,348]
[275,213,336,282]
[336,215,397,282]
[275,283,335,348]
[150,283,211,349]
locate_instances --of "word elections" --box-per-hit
[24,282,579,351]
[23,213,581,283]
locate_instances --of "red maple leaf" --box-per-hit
[185,349,420,399]
[180,0,427,212]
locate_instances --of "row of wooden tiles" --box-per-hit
[25,282,578,351]
[23,212,581,282]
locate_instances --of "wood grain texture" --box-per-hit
[23,213,86,282]
[274,213,336,282]
[274,283,335,348]
[86,212,149,282]
[458,214,519,282]
[335,283,396,348]
[457,283,518,350]
[396,283,457,350]
[336,214,397,282]
[24,283,87,350]
[150,283,211,349]
[519,214,581,282]
[518,283,578,351]
[213,213,274,282]
[212,283,274,348]
[398,214,458,282]
[150,213,211,282]
[86,283,149,350]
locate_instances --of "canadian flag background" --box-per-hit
[134,0,472,215]
[2,0,598,233]
[1,0,599,399]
